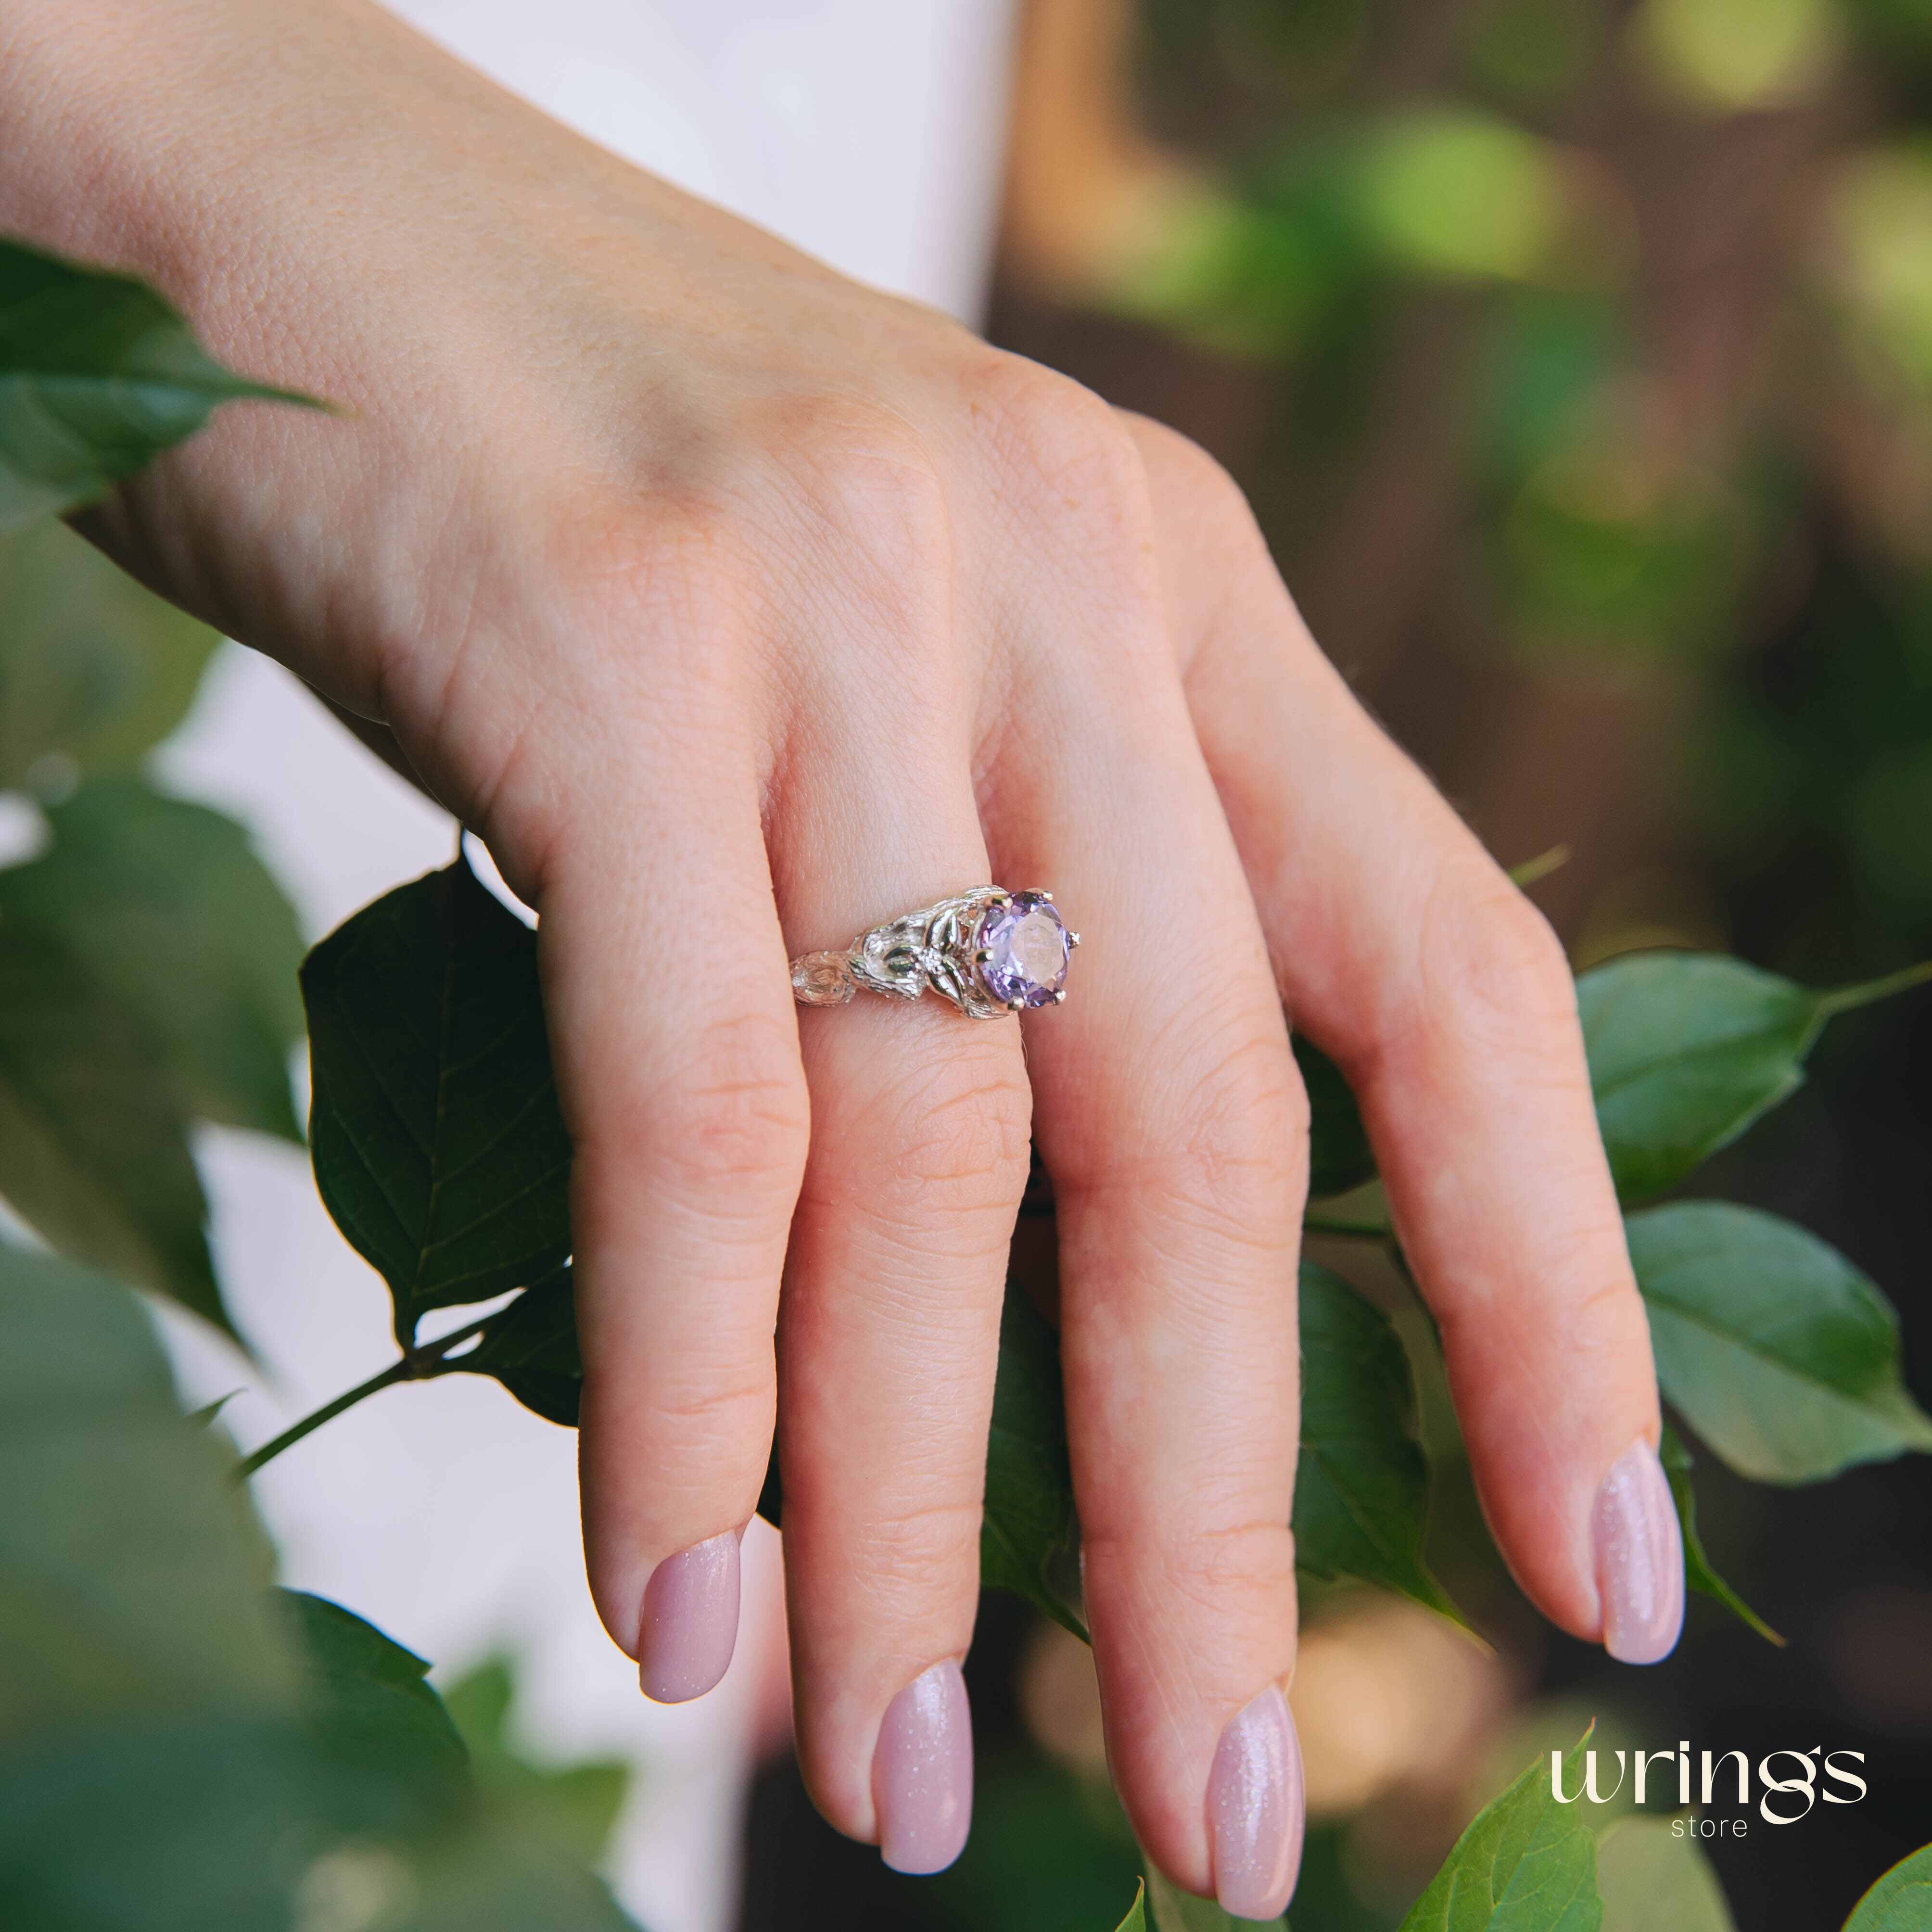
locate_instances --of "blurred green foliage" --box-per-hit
[1113,0,1932,978]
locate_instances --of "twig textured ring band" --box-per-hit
[789,887,1078,1019]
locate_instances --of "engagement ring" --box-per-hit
[789,887,1077,1019]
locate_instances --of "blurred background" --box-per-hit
[29,0,1931,1929]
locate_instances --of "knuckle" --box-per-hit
[1087,1514,1297,1622]
[968,353,1149,531]
[644,1010,812,1198]
[847,1494,986,1605]
[1162,1519,1298,1612]
[1130,1020,1307,1245]
[535,497,768,761]
[769,393,953,582]
[807,1040,1033,1234]
[560,493,755,651]
[1416,860,1579,1050]
[882,1048,1035,1219]
[646,1373,775,1451]
[1131,414,1252,529]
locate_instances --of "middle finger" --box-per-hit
[972,374,1310,1919]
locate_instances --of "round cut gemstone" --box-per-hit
[975,892,1070,1009]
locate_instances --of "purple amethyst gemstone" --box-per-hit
[975,892,1070,1009]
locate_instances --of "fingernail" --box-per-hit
[873,1659,973,1875]
[1593,1438,1686,1665]
[637,1530,740,1703]
[1207,1684,1305,1921]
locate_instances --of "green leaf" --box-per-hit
[0,778,305,1141]
[1600,1808,1739,1932]
[0,234,319,532]
[980,1286,1088,1640]
[1628,1203,1932,1483]
[458,1266,583,1427]
[1398,1729,1602,1932]
[1656,1425,1782,1644]
[0,920,224,1332]
[0,1246,641,1932]
[1296,1037,1377,1198]
[1144,1861,1284,1932]
[0,1245,292,1742]
[0,1713,345,1932]
[1596,1816,1735,1932]
[1295,1262,1460,1622]
[282,1589,470,1836]
[442,1654,631,1866]
[1578,951,1932,1202]
[302,856,573,1345]
[0,1712,641,1932]
[1115,1881,1150,1932]
[1843,1843,1932,1931]
[0,518,221,786]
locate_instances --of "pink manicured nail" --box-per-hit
[1207,1684,1305,1920]
[637,1530,740,1703]
[873,1659,973,1874]
[1593,1439,1686,1665]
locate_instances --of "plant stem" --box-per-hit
[1817,957,1932,1018]
[234,1311,497,1480]
[1302,1213,1394,1241]
[1508,843,1572,890]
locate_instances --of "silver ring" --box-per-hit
[790,886,1079,1019]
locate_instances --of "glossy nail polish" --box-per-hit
[1207,1684,1305,1921]
[1592,1438,1686,1665]
[873,1659,973,1874]
[637,1530,740,1703]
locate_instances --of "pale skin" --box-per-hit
[0,0,1669,1908]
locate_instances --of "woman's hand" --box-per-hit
[1,0,1682,1912]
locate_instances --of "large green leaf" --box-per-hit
[0,1713,343,1932]
[0,1245,290,1738]
[1295,1263,1458,1621]
[0,234,317,533]
[1628,1203,1932,1483]
[1595,1817,1735,1932]
[0,1245,641,1932]
[1843,1843,1932,1931]
[1398,1731,1602,1932]
[282,1589,470,1838]
[303,856,573,1345]
[0,518,220,786]
[1656,1424,1781,1644]
[980,1286,1087,1640]
[1578,952,1931,1202]
[0,920,223,1331]
[0,778,304,1141]
[441,1655,630,1867]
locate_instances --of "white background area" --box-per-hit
[153,7,1017,1928]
